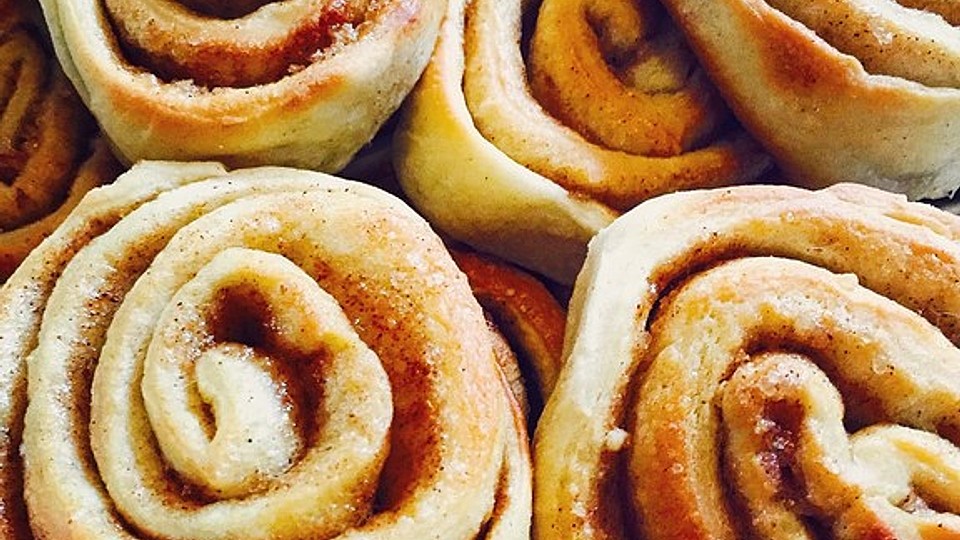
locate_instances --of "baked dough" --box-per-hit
[0,0,119,281]
[393,0,770,283]
[658,0,960,200]
[453,247,567,421]
[37,0,445,172]
[1,161,529,539]
[535,182,960,538]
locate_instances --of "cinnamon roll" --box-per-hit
[453,247,567,424]
[0,161,530,539]
[658,0,960,200]
[36,0,444,172]
[393,0,770,283]
[0,0,120,282]
[534,182,960,539]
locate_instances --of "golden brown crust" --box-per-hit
[659,0,960,200]
[37,0,445,171]
[535,182,960,539]
[1,161,530,539]
[393,0,770,283]
[452,248,567,409]
[0,0,120,282]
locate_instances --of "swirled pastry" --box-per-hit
[0,161,530,539]
[658,0,960,200]
[393,0,770,283]
[535,182,960,539]
[453,248,567,423]
[0,0,120,282]
[36,0,444,172]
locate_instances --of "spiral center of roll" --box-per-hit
[189,343,301,497]
[527,0,727,156]
[722,354,960,536]
[139,248,391,502]
[143,266,309,498]
[628,257,960,538]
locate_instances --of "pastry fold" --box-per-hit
[37,0,444,171]
[535,182,960,539]
[394,0,770,283]
[453,248,567,423]
[658,0,960,200]
[0,162,529,539]
[0,0,119,282]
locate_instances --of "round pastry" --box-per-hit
[658,0,960,200]
[36,0,445,172]
[0,161,529,539]
[535,182,960,538]
[0,0,120,282]
[393,0,771,283]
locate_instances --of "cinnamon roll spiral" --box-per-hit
[393,0,770,283]
[0,162,530,539]
[658,0,960,200]
[36,0,444,171]
[535,182,960,539]
[0,0,119,282]
[453,248,567,424]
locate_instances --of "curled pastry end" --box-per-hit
[453,246,568,424]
